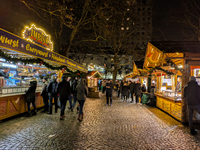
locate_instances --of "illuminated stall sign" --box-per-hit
[22,24,53,51]
[0,28,88,73]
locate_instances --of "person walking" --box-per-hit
[68,77,73,111]
[76,78,88,121]
[40,77,49,113]
[25,78,37,117]
[105,79,114,106]
[129,81,135,103]
[149,83,156,106]
[47,76,58,114]
[56,76,71,120]
[184,76,200,135]
[56,78,61,108]
[122,82,129,102]
[135,80,141,104]
[120,80,124,99]
[71,77,78,112]
[102,79,106,93]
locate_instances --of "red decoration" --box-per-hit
[77,73,80,76]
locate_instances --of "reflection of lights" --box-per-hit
[178,65,183,68]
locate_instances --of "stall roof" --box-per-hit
[87,71,103,78]
[150,41,200,53]
[0,28,88,73]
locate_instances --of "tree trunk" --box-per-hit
[112,53,118,84]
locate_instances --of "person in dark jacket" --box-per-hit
[106,79,114,106]
[122,82,129,102]
[120,80,124,99]
[76,78,88,121]
[68,78,73,111]
[129,81,135,103]
[135,80,141,104]
[72,78,78,111]
[0,67,9,78]
[25,78,37,117]
[40,76,49,113]
[46,75,58,114]
[56,76,71,120]
[149,83,155,106]
[184,76,200,135]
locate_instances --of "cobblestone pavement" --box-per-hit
[1,94,200,150]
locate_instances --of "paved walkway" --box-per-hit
[1,94,200,150]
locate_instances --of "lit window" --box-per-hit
[121,27,124,30]
[126,27,129,30]
[127,18,130,21]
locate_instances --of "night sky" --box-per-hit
[0,0,196,41]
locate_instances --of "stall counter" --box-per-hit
[0,91,43,120]
[155,93,182,121]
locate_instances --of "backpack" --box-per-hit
[52,82,57,94]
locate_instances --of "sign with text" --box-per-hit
[22,24,53,51]
[0,28,87,73]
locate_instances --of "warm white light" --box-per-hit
[121,27,124,30]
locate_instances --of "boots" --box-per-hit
[77,114,83,121]
[32,109,37,115]
[26,111,32,117]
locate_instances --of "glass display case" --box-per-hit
[0,62,49,94]
[156,75,182,101]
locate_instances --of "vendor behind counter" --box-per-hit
[0,67,9,78]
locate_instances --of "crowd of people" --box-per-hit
[25,75,88,121]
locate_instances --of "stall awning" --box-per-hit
[87,71,102,78]
[0,28,88,73]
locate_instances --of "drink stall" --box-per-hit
[143,41,200,123]
[0,25,87,120]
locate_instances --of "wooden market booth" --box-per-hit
[143,41,200,123]
[0,26,88,120]
[87,71,102,98]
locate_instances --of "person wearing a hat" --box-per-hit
[184,76,200,135]
[56,75,71,120]
[40,76,49,113]
[25,78,37,117]
[46,75,58,114]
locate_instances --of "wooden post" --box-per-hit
[181,60,190,123]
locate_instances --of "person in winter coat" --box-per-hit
[135,80,141,104]
[40,76,49,113]
[56,76,71,120]
[106,79,114,106]
[129,81,135,103]
[122,82,129,102]
[149,83,155,106]
[68,78,73,111]
[72,78,78,111]
[120,80,124,99]
[76,78,88,121]
[102,79,107,93]
[25,78,37,117]
[184,76,200,135]
[46,75,58,114]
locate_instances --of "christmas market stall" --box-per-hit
[87,71,102,98]
[124,61,149,104]
[0,25,87,120]
[143,41,200,123]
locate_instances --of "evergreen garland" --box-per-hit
[0,49,86,77]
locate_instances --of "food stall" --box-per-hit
[0,25,87,120]
[143,41,200,123]
[87,71,102,98]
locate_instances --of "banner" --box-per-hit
[0,28,87,73]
